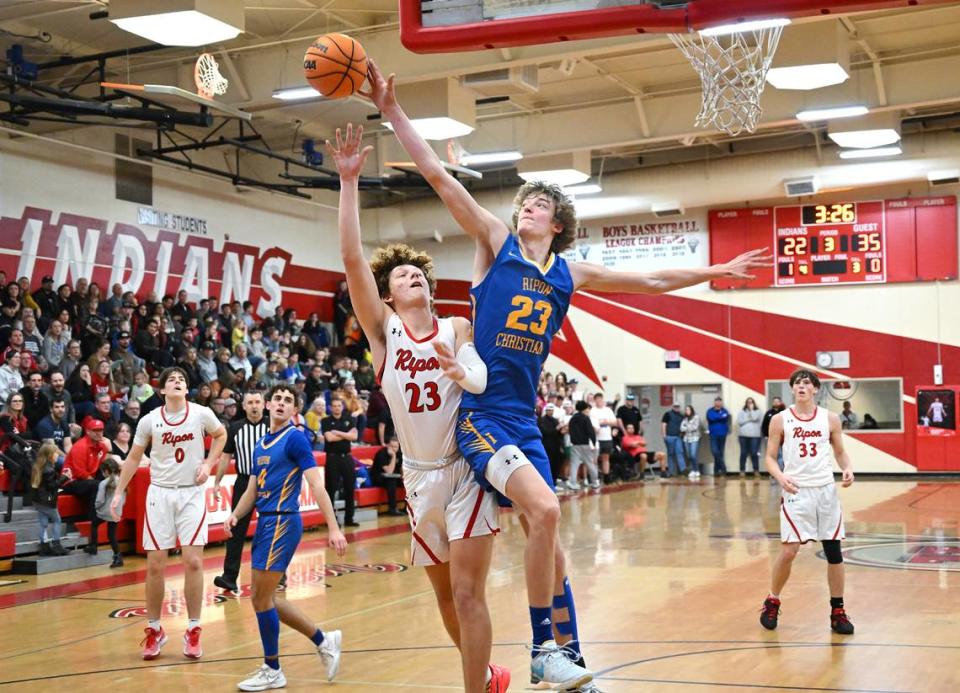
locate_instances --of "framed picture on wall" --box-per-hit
[916,389,956,435]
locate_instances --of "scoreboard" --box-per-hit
[774,201,885,286]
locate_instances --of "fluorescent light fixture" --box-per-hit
[838,146,902,160]
[767,63,848,90]
[384,118,474,141]
[797,105,868,122]
[700,18,790,37]
[563,183,602,195]
[272,87,323,101]
[518,169,590,187]
[928,169,960,183]
[460,150,522,166]
[828,128,900,149]
[109,1,244,47]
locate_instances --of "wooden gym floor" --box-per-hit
[1,478,958,692]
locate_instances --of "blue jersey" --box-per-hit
[252,423,316,514]
[461,234,574,420]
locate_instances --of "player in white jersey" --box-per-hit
[759,369,855,635]
[329,124,508,693]
[113,367,227,660]
[927,396,947,425]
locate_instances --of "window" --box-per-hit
[765,377,903,432]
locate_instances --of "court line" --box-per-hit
[601,674,910,693]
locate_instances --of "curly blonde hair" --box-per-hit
[511,181,578,254]
[369,243,437,300]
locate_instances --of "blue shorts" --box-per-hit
[251,512,302,573]
[457,410,552,504]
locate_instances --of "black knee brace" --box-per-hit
[822,539,843,564]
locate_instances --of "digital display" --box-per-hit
[773,201,886,287]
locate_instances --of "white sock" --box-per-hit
[769,593,780,600]
[188,618,201,629]
[148,619,161,631]
[485,666,492,684]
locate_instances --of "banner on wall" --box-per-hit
[0,205,340,319]
[916,389,956,436]
[560,215,708,270]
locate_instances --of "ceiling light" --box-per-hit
[272,87,323,101]
[563,183,602,195]
[109,1,243,47]
[767,63,848,90]
[519,169,590,187]
[928,169,960,184]
[384,118,474,141]
[460,150,522,166]
[796,105,868,122]
[829,129,901,149]
[517,150,591,188]
[700,18,790,37]
[838,147,902,160]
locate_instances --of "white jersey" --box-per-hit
[379,313,461,466]
[929,401,945,423]
[780,406,835,488]
[134,402,222,487]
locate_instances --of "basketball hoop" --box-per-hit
[669,24,784,136]
[194,53,229,99]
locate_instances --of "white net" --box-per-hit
[669,25,784,136]
[194,53,229,99]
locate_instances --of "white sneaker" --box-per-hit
[317,629,342,681]
[530,640,593,690]
[566,481,581,491]
[237,664,286,691]
[589,481,601,490]
[571,682,604,692]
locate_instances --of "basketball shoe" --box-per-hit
[530,640,593,690]
[759,597,781,630]
[487,663,511,692]
[316,629,342,680]
[830,607,855,634]
[237,664,287,691]
[141,625,167,660]
[183,625,203,658]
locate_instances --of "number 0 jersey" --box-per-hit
[378,313,462,465]
[461,234,574,420]
[780,406,836,487]
[134,402,222,487]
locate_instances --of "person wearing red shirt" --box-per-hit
[62,418,110,553]
[621,423,665,480]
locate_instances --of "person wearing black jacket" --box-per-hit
[761,397,786,473]
[30,442,69,555]
[322,397,358,526]
[566,400,598,490]
[538,403,566,490]
[370,436,405,516]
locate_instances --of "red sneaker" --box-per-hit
[487,663,511,692]
[183,626,203,659]
[141,626,167,660]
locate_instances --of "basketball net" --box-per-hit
[194,53,229,99]
[669,25,784,136]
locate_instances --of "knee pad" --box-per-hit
[822,539,843,564]
[485,444,534,496]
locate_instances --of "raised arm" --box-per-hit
[327,124,387,362]
[570,247,772,293]
[363,60,509,273]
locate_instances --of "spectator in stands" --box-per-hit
[42,320,69,371]
[61,417,109,554]
[110,421,134,461]
[101,282,124,319]
[706,396,731,477]
[110,330,140,394]
[32,275,58,321]
[132,302,150,335]
[57,309,74,341]
[616,393,642,435]
[59,340,82,380]
[354,361,375,392]
[55,283,75,322]
[0,299,20,351]
[215,346,234,387]
[322,397,358,527]
[304,363,328,405]
[197,341,218,384]
[339,379,366,435]
[247,325,266,372]
[90,392,119,432]
[281,352,304,384]
[21,312,43,363]
[229,343,253,380]
[591,392,617,484]
[370,435,405,516]
[20,371,49,430]
[304,396,326,450]
[129,369,155,406]
[193,382,214,408]
[0,349,25,402]
[567,399,598,491]
[736,397,763,478]
[301,312,329,349]
[333,280,350,345]
[1,390,34,506]
[294,332,315,365]
[4,281,22,308]
[90,359,120,402]
[661,403,687,478]
[30,442,69,555]
[66,363,95,418]
[680,405,703,480]
[170,289,194,325]
[94,455,125,567]
[538,403,566,492]
[762,396,786,474]
[134,318,174,370]
[620,423,648,478]
[840,401,859,430]
[222,397,240,423]
[230,319,247,350]
[35,396,73,455]
[177,347,203,392]
[5,329,25,360]
[171,326,197,360]
[211,397,228,426]
[42,370,75,425]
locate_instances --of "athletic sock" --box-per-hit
[187,618,201,630]
[310,628,325,647]
[768,593,780,600]
[255,608,281,670]
[551,576,583,661]
[830,597,844,610]
[148,619,162,631]
[530,606,553,653]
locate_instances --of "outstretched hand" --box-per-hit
[325,123,373,179]
[719,247,774,280]
[359,59,397,114]
[433,340,464,382]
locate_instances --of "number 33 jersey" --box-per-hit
[379,313,462,465]
[780,406,836,487]
[462,234,574,419]
[134,403,222,487]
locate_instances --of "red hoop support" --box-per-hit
[399,0,958,54]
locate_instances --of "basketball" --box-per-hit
[303,33,367,99]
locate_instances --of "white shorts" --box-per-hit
[780,484,845,544]
[143,484,208,551]
[404,457,500,566]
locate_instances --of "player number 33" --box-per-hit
[505,295,552,335]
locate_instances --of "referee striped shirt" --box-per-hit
[224,416,268,476]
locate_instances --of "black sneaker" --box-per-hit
[344,520,360,527]
[110,554,124,568]
[84,544,98,555]
[760,597,781,630]
[830,607,855,634]
[213,575,239,593]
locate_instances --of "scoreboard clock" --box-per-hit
[774,201,885,286]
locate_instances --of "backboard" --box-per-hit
[99,82,252,122]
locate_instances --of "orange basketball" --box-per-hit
[303,33,367,99]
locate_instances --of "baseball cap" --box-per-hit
[201,341,215,350]
[626,393,636,400]
[121,300,135,308]
[223,398,237,406]
[1,298,17,310]
[118,330,130,339]
[84,417,104,432]
[672,402,681,408]
[41,275,54,284]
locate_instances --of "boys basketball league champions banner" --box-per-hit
[0,205,342,320]
[560,214,709,271]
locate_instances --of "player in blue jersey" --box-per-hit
[364,60,770,691]
[225,383,348,691]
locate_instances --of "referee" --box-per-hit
[213,390,268,593]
